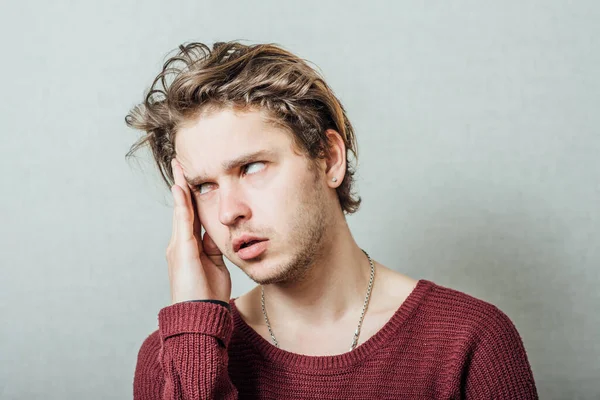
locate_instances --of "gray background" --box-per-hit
[1,0,598,399]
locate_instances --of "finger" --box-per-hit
[202,231,226,268]
[189,190,204,253]
[171,184,194,241]
[171,158,194,241]
[171,158,193,210]
[169,185,178,244]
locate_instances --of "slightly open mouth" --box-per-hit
[240,240,262,249]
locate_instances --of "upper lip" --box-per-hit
[233,235,268,252]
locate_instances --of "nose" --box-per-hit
[218,184,251,226]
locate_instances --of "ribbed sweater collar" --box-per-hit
[229,279,434,372]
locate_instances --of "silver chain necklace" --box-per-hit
[260,249,376,352]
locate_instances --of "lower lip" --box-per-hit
[237,240,268,260]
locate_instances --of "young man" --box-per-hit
[126,41,538,399]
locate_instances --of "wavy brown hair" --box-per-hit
[125,41,361,214]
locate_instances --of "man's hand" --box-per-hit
[166,158,231,304]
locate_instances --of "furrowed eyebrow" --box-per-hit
[184,149,277,187]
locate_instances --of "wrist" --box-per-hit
[183,299,231,311]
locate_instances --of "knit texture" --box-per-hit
[133,279,538,399]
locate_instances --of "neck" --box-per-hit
[262,219,373,327]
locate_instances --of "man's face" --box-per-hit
[174,107,333,284]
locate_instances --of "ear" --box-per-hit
[323,129,346,188]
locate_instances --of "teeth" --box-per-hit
[241,240,258,249]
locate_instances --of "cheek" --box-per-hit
[253,184,294,219]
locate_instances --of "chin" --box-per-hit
[256,256,311,286]
[238,256,283,285]
[234,246,309,285]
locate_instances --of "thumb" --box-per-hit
[202,231,226,268]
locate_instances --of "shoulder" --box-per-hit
[421,280,519,337]
[137,329,161,361]
[417,280,535,374]
[420,283,539,397]
[133,330,164,397]
[369,270,519,342]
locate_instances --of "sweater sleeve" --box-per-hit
[133,301,238,400]
[463,305,538,399]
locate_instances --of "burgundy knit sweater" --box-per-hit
[133,279,538,399]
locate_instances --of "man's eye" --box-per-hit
[243,162,266,175]
[197,183,213,194]
[195,162,266,195]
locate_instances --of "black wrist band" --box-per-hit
[184,299,231,311]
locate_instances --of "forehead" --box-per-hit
[174,107,291,175]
